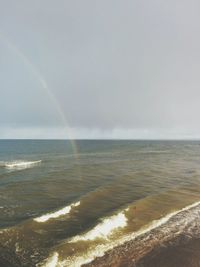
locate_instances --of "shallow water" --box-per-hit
[1,140,200,266]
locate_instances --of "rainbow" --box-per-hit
[0,31,81,164]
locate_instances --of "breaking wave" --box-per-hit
[69,212,127,242]
[39,252,59,267]
[34,201,80,223]
[2,160,42,170]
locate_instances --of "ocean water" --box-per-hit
[1,140,200,266]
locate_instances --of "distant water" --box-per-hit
[1,140,200,266]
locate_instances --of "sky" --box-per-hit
[1,0,200,139]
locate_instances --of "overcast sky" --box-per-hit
[1,0,200,139]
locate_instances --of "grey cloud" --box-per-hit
[1,0,200,138]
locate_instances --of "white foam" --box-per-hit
[4,160,42,170]
[69,212,127,242]
[34,201,80,223]
[40,252,59,267]
[59,200,200,267]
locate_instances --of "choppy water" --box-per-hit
[1,140,200,266]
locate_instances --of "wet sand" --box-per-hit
[137,237,200,267]
[0,246,21,267]
[85,235,200,267]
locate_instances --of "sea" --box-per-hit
[1,140,200,267]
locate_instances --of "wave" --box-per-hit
[69,211,127,242]
[34,201,80,223]
[39,252,59,267]
[2,160,42,170]
[43,200,200,267]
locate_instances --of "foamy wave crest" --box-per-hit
[34,201,80,223]
[59,200,200,267]
[4,160,42,170]
[69,212,127,243]
[39,252,59,267]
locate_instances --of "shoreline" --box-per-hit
[84,203,200,267]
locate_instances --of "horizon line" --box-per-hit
[1,138,200,141]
